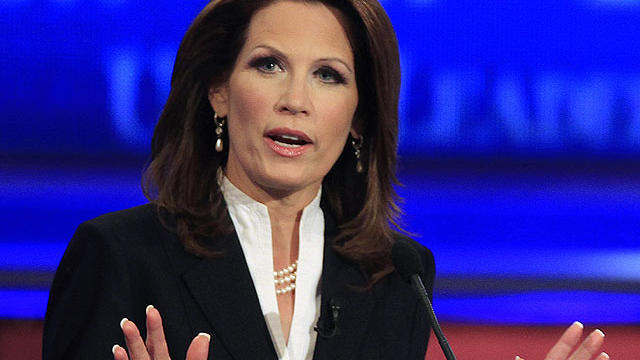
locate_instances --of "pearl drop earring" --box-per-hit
[351,135,364,173]
[214,113,226,152]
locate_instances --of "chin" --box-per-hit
[259,166,322,193]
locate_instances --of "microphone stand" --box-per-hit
[411,274,456,360]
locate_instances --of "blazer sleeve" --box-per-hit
[43,220,136,360]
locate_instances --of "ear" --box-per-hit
[208,84,229,117]
[349,112,363,139]
[349,127,361,140]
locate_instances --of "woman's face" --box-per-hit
[210,0,359,201]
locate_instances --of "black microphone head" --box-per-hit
[392,239,424,283]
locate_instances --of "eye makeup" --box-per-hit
[314,65,347,84]
[249,56,284,74]
[246,46,352,85]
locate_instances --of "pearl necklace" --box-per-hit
[274,260,297,295]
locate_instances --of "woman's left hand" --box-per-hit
[515,321,609,360]
[112,305,210,360]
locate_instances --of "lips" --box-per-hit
[264,127,313,157]
[265,128,312,145]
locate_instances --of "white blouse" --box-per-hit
[220,177,324,360]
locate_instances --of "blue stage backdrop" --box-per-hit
[1,0,640,323]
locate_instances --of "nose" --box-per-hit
[275,73,311,116]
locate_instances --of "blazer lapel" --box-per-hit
[182,232,278,360]
[313,215,375,360]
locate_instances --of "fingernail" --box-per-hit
[600,352,610,359]
[198,332,211,341]
[594,329,605,338]
[515,356,523,360]
[112,344,120,355]
[572,321,584,329]
[146,304,155,315]
[120,318,128,329]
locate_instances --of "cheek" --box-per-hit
[228,77,273,130]
[325,93,358,138]
[316,96,358,164]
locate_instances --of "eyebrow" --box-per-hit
[251,44,354,74]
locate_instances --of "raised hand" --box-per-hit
[112,305,210,360]
[515,322,609,360]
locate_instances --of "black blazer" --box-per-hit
[43,203,435,360]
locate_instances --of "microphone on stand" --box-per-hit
[392,240,456,360]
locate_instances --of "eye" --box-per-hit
[250,56,282,73]
[315,66,346,84]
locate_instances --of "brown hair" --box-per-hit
[143,0,402,283]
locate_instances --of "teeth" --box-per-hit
[280,134,300,141]
[274,140,302,148]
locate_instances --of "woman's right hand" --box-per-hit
[112,305,210,360]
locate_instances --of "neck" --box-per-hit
[269,207,302,263]
[223,172,321,260]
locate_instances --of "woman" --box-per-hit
[43,1,609,359]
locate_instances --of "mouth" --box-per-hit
[264,128,313,157]
[264,128,313,148]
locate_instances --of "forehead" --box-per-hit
[243,1,354,62]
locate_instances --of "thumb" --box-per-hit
[186,333,211,360]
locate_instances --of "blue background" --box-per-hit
[2,0,640,324]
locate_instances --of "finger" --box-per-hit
[112,344,129,360]
[186,333,211,360]
[144,305,171,360]
[120,318,151,360]
[567,329,605,360]
[545,321,584,360]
